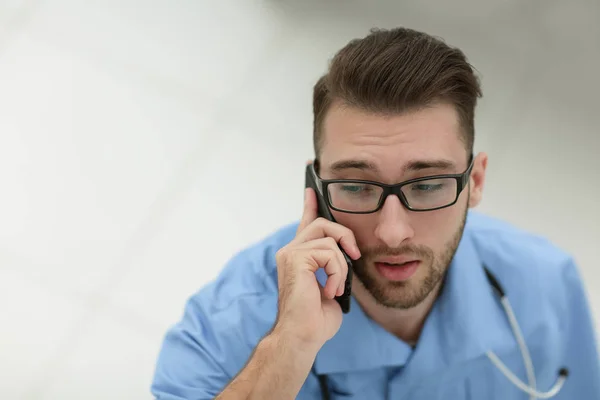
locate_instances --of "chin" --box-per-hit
[360,264,443,309]
[380,283,431,309]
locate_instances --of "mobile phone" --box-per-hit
[305,162,353,313]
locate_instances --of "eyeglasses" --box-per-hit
[311,155,474,213]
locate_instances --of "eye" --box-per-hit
[412,183,444,192]
[341,184,366,193]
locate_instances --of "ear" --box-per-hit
[468,152,488,208]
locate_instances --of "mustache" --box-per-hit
[358,244,433,260]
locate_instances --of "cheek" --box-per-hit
[331,212,376,247]
[414,206,464,245]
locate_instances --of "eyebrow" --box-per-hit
[329,158,457,174]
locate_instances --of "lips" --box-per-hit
[376,257,419,265]
[379,261,414,266]
[374,260,420,281]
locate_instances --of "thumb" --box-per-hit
[297,187,318,233]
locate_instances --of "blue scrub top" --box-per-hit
[150,211,600,399]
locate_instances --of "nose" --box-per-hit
[374,194,415,248]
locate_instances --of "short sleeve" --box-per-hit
[150,295,233,400]
[555,257,600,398]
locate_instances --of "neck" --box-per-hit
[353,279,444,345]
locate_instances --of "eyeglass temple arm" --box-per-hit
[461,153,475,187]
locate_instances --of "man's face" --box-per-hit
[318,102,487,309]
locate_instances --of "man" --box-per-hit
[151,27,600,399]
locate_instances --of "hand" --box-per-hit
[272,187,361,349]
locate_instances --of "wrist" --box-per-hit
[266,327,322,361]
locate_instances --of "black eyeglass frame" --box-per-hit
[311,154,475,214]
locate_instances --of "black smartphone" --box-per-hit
[305,162,353,313]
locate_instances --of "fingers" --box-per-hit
[295,237,349,297]
[278,244,345,300]
[292,158,355,299]
[297,188,318,234]
[308,249,346,299]
[295,217,361,261]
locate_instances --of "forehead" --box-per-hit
[320,102,466,174]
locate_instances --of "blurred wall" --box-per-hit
[0,0,598,398]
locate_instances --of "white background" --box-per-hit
[0,0,598,398]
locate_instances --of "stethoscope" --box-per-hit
[315,266,569,400]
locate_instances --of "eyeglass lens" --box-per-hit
[327,178,458,212]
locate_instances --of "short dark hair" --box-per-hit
[313,27,482,159]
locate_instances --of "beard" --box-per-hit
[352,208,468,309]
